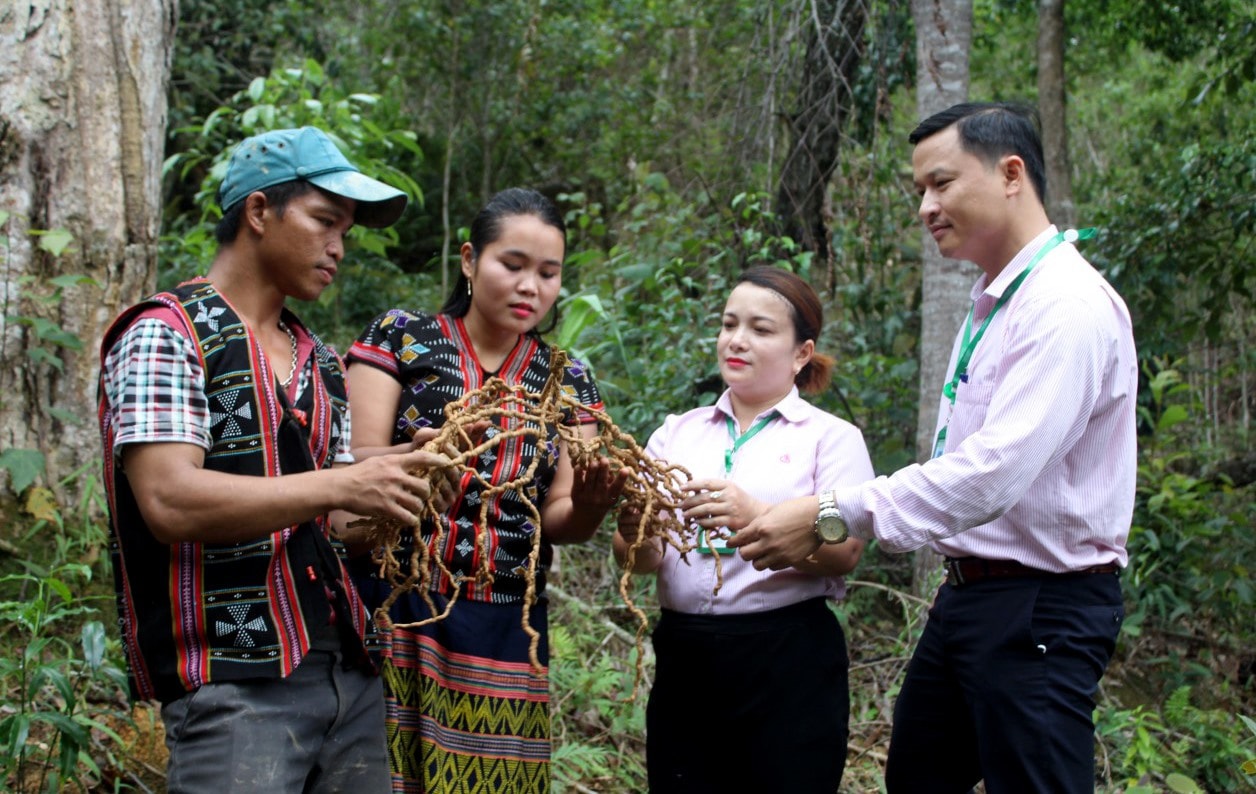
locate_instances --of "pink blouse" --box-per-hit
[647,388,875,614]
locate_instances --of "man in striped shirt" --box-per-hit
[732,102,1136,793]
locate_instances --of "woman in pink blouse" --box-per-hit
[613,266,875,793]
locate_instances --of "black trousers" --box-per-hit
[885,572,1124,793]
[646,597,850,794]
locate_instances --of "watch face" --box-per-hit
[816,515,848,544]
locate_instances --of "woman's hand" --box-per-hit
[680,478,765,532]
[616,502,647,543]
[571,455,628,514]
[612,498,667,572]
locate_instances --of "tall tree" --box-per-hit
[1037,0,1075,226]
[775,0,869,272]
[910,0,974,594]
[0,0,176,498]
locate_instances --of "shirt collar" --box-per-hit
[713,386,807,425]
[973,224,1060,302]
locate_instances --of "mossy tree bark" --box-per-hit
[0,0,176,500]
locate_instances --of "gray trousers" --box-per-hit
[161,651,389,793]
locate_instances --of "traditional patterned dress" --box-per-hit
[347,309,603,793]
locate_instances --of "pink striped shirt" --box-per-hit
[836,226,1137,572]
[649,388,875,614]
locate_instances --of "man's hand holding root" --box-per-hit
[726,494,823,571]
[337,448,451,526]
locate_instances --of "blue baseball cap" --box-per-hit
[218,126,407,227]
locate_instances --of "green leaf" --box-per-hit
[43,666,75,705]
[81,621,107,670]
[557,294,606,349]
[47,273,96,290]
[47,406,83,426]
[1156,404,1189,432]
[1240,714,1256,737]
[0,713,32,759]
[247,77,266,102]
[32,712,90,749]
[1165,772,1204,793]
[35,228,75,257]
[45,576,73,604]
[28,347,65,372]
[44,328,84,350]
[0,447,46,493]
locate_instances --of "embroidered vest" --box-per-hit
[98,281,376,703]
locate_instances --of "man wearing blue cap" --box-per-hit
[98,127,439,791]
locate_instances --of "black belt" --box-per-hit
[944,556,1120,586]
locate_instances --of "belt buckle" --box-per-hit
[945,558,965,585]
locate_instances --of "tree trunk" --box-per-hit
[910,0,974,595]
[0,0,176,500]
[1037,0,1076,227]
[775,0,868,276]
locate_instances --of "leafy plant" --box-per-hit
[1096,685,1254,792]
[0,563,129,792]
[1122,360,1255,653]
[548,587,648,793]
[0,218,94,498]
[161,59,433,348]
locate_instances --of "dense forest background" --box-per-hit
[1,0,1253,791]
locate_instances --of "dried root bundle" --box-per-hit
[351,350,718,698]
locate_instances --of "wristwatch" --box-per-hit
[813,490,849,544]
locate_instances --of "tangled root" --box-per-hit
[350,350,717,698]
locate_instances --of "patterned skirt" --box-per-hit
[377,593,551,794]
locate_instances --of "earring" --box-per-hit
[467,280,472,297]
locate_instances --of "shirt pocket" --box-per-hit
[953,357,996,407]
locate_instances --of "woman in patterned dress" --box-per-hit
[343,188,625,793]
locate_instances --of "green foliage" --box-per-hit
[0,222,91,497]
[161,60,430,346]
[0,469,138,792]
[557,175,919,473]
[4,274,93,376]
[1069,40,1256,360]
[549,623,647,792]
[1121,361,1255,651]
[556,177,736,439]
[168,0,320,135]
[547,566,649,794]
[1091,131,1255,353]
[0,216,91,379]
[0,561,128,792]
[0,567,121,788]
[0,449,45,495]
[1091,0,1246,64]
[1096,686,1255,792]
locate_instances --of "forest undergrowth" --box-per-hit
[1,460,1252,793]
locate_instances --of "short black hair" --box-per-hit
[214,180,317,244]
[908,101,1048,207]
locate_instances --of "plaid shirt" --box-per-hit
[102,308,353,463]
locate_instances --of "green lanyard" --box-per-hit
[724,412,778,474]
[932,228,1095,459]
[698,411,779,556]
